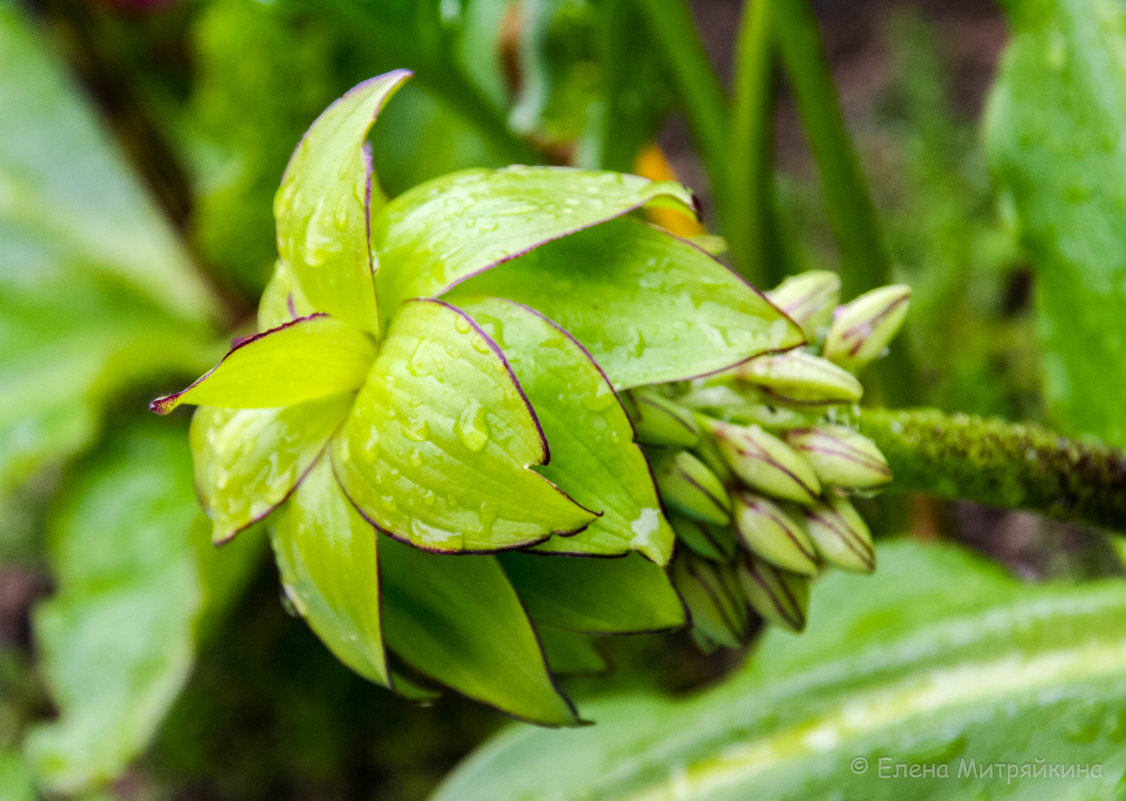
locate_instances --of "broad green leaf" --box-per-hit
[0,751,34,801]
[25,424,207,793]
[380,535,578,726]
[452,217,804,388]
[372,166,696,315]
[333,299,595,552]
[434,541,1126,800]
[457,296,674,562]
[275,70,410,334]
[539,628,610,677]
[152,315,375,415]
[499,552,685,634]
[985,0,1126,446]
[190,394,353,543]
[0,4,219,489]
[271,458,388,686]
[0,2,219,322]
[0,269,215,494]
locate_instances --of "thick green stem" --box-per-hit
[861,408,1126,531]
[729,0,788,285]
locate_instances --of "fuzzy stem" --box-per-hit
[861,408,1126,531]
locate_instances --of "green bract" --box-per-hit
[151,71,803,722]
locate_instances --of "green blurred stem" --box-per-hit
[771,0,916,403]
[632,0,733,225]
[729,0,788,286]
[771,0,889,296]
[861,408,1126,531]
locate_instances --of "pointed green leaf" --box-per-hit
[190,394,353,543]
[457,296,674,562]
[538,629,610,677]
[499,552,685,634]
[379,535,578,726]
[271,458,388,686]
[452,217,804,388]
[151,315,375,415]
[373,166,696,314]
[333,298,595,553]
[435,542,1126,801]
[25,424,206,793]
[275,70,410,333]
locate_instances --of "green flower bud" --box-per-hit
[669,511,737,562]
[823,284,911,372]
[706,420,821,504]
[734,351,864,407]
[652,450,732,526]
[673,554,750,650]
[629,389,700,447]
[732,491,819,575]
[784,424,891,489]
[797,495,875,573]
[737,557,810,633]
[680,385,820,430]
[766,270,841,337]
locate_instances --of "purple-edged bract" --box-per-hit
[150,71,804,724]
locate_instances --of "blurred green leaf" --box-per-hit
[380,535,578,726]
[985,0,1126,445]
[373,166,695,315]
[434,541,1126,799]
[459,296,675,563]
[271,458,389,686]
[188,0,337,290]
[0,750,35,801]
[455,217,804,388]
[25,423,258,794]
[0,2,219,491]
[499,552,684,634]
[333,299,595,553]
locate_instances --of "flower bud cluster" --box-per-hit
[633,272,909,649]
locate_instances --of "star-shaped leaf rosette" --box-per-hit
[149,70,891,724]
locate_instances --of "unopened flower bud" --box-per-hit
[766,270,841,337]
[797,495,875,573]
[706,420,821,504]
[823,284,911,372]
[738,557,810,632]
[629,389,700,447]
[652,450,732,525]
[669,512,737,562]
[785,424,891,489]
[673,554,750,650]
[734,351,863,407]
[732,492,818,575]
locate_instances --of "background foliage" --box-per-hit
[2,0,1126,799]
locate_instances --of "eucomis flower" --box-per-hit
[151,71,804,724]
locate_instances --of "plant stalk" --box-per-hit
[861,408,1126,532]
[729,0,789,286]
